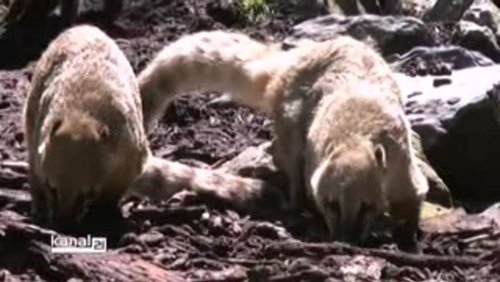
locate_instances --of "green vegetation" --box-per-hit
[238,0,271,21]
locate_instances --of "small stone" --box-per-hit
[433,78,452,87]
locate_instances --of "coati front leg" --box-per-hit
[390,194,423,253]
[388,159,427,253]
[273,126,305,210]
[272,100,308,211]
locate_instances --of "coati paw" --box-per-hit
[393,225,422,254]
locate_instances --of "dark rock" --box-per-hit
[463,0,500,33]
[452,20,500,62]
[396,65,500,201]
[389,45,494,75]
[285,14,436,56]
[206,0,245,27]
[422,0,474,22]
[325,0,403,15]
[287,0,329,19]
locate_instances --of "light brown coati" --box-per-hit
[24,24,150,229]
[137,31,442,251]
[270,37,428,251]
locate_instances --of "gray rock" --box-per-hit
[399,0,436,18]
[422,0,474,22]
[285,14,435,56]
[289,0,329,19]
[389,45,494,75]
[463,0,500,32]
[451,20,500,62]
[396,65,500,201]
[325,0,403,15]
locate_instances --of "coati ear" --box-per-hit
[310,158,330,192]
[374,144,387,170]
[51,119,63,136]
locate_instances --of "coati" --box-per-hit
[24,24,149,229]
[137,31,447,251]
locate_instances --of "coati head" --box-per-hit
[310,139,389,244]
[38,111,146,229]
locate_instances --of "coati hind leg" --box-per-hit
[272,131,305,210]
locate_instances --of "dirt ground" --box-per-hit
[0,0,499,281]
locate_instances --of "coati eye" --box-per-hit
[50,119,63,136]
[374,144,386,170]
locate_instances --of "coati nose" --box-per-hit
[49,189,94,232]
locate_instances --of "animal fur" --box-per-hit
[2,0,125,26]
[123,157,285,214]
[137,30,282,131]
[24,24,149,229]
[264,37,428,251]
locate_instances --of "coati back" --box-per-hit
[137,30,281,131]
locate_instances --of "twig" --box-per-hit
[268,269,332,282]
[1,160,28,172]
[220,257,278,266]
[0,187,31,202]
[265,241,484,269]
[461,232,500,244]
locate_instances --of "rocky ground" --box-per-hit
[0,0,499,281]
